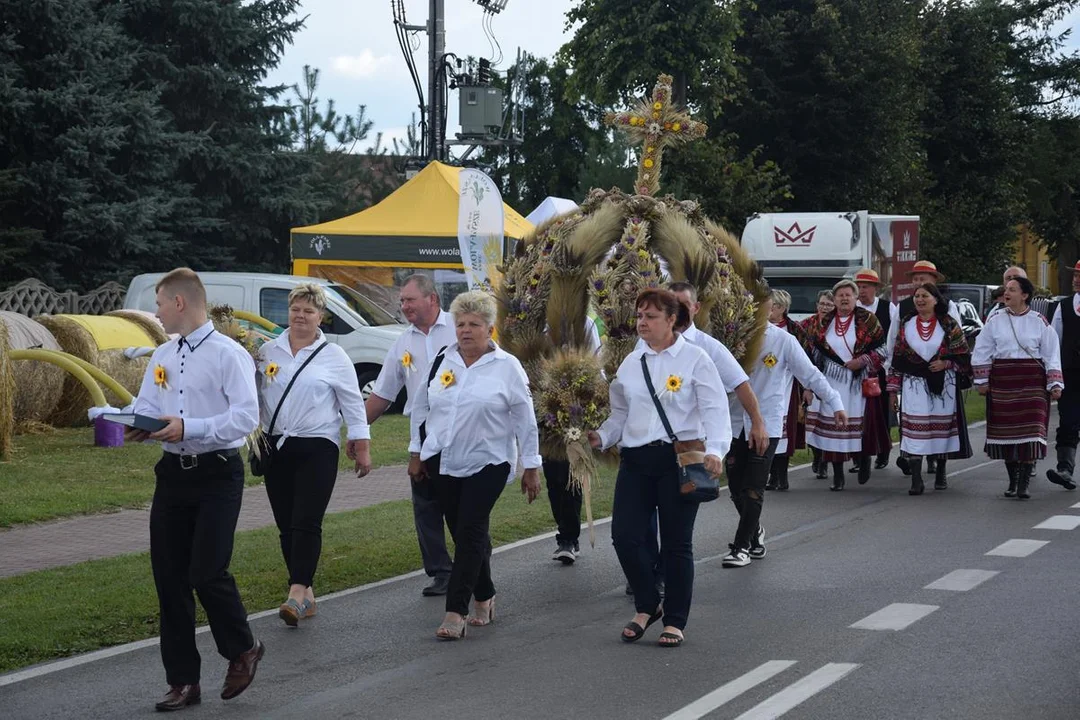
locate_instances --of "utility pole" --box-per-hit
[427,0,445,162]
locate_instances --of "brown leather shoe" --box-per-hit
[155,684,201,711]
[220,639,265,700]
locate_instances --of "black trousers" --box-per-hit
[149,452,253,686]
[612,444,699,631]
[1057,369,1080,450]
[543,460,582,546]
[264,436,339,588]
[727,435,779,550]
[428,459,510,617]
[410,475,453,580]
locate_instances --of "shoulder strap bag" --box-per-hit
[249,341,330,477]
[639,355,720,503]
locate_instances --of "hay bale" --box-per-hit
[0,310,65,424]
[105,310,169,345]
[0,319,14,459]
[34,315,150,426]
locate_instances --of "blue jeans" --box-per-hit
[612,444,700,631]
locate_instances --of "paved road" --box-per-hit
[4,422,1080,719]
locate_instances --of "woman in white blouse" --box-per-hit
[409,290,542,640]
[972,277,1063,499]
[258,283,372,626]
[587,289,730,648]
[887,284,972,495]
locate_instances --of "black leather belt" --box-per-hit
[644,440,672,447]
[164,448,240,470]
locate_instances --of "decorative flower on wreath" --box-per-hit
[763,353,778,369]
[439,370,456,389]
[401,351,416,373]
[154,365,169,391]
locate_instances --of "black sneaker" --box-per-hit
[749,526,766,559]
[722,547,751,568]
[553,542,576,565]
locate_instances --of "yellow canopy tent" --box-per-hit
[291,162,533,293]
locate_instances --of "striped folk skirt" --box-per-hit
[985,358,1050,462]
[777,382,806,456]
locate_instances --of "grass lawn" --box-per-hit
[0,416,414,527]
[0,465,619,673]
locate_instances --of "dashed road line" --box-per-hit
[1032,515,1080,531]
[986,539,1049,557]
[850,603,939,631]
[732,663,861,720]
[924,569,999,592]
[661,660,797,720]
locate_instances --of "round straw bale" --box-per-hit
[105,310,169,346]
[95,350,150,406]
[0,310,64,424]
[35,315,100,426]
[0,319,14,458]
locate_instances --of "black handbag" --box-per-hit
[640,356,720,503]
[249,341,329,477]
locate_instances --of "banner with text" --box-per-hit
[457,168,505,292]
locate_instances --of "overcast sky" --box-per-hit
[265,1,1080,154]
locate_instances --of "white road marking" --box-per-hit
[1033,516,1080,531]
[661,661,797,720]
[986,539,1049,557]
[945,458,999,478]
[850,603,939,631]
[924,569,999,592]
[732,663,861,720]
[1071,502,1080,509]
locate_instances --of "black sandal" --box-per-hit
[658,631,684,648]
[621,608,663,643]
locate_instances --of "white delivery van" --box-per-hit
[740,211,920,321]
[125,272,408,402]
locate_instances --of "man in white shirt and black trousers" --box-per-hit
[366,274,457,596]
[128,268,264,712]
[1048,260,1080,490]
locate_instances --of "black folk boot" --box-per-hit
[1016,463,1033,500]
[1047,446,1077,490]
[908,456,924,496]
[766,454,781,491]
[1004,462,1018,498]
[830,461,846,492]
[777,455,790,491]
[857,454,872,485]
[934,459,948,490]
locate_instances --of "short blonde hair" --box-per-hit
[288,283,327,312]
[449,290,497,326]
[155,267,206,306]
[769,289,791,311]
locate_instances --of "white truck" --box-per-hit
[740,211,920,321]
[124,272,409,403]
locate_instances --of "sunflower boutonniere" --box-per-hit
[439,369,456,390]
[154,364,169,391]
[659,374,682,401]
[264,362,280,384]
[401,350,417,373]
[763,352,778,369]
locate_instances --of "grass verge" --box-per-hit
[0,416,413,527]
[0,466,618,673]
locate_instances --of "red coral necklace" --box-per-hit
[916,315,937,341]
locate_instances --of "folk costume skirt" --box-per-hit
[985,359,1050,462]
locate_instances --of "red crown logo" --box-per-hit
[774,222,816,246]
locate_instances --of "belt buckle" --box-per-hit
[179,454,199,470]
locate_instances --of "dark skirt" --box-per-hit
[985,359,1050,462]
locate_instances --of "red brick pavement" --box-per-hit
[0,464,411,579]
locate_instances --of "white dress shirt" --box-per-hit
[372,310,457,415]
[733,324,844,438]
[132,321,259,455]
[258,329,370,448]
[1050,293,1080,340]
[598,334,732,459]
[409,342,542,477]
[972,309,1064,390]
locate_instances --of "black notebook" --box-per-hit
[100,413,168,432]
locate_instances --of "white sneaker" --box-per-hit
[722,547,752,568]
[749,526,766,559]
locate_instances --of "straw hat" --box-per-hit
[853,268,882,285]
[1072,260,1080,273]
[906,260,945,282]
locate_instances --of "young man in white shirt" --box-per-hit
[722,297,848,567]
[365,274,457,597]
[129,268,264,711]
[1048,261,1080,489]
